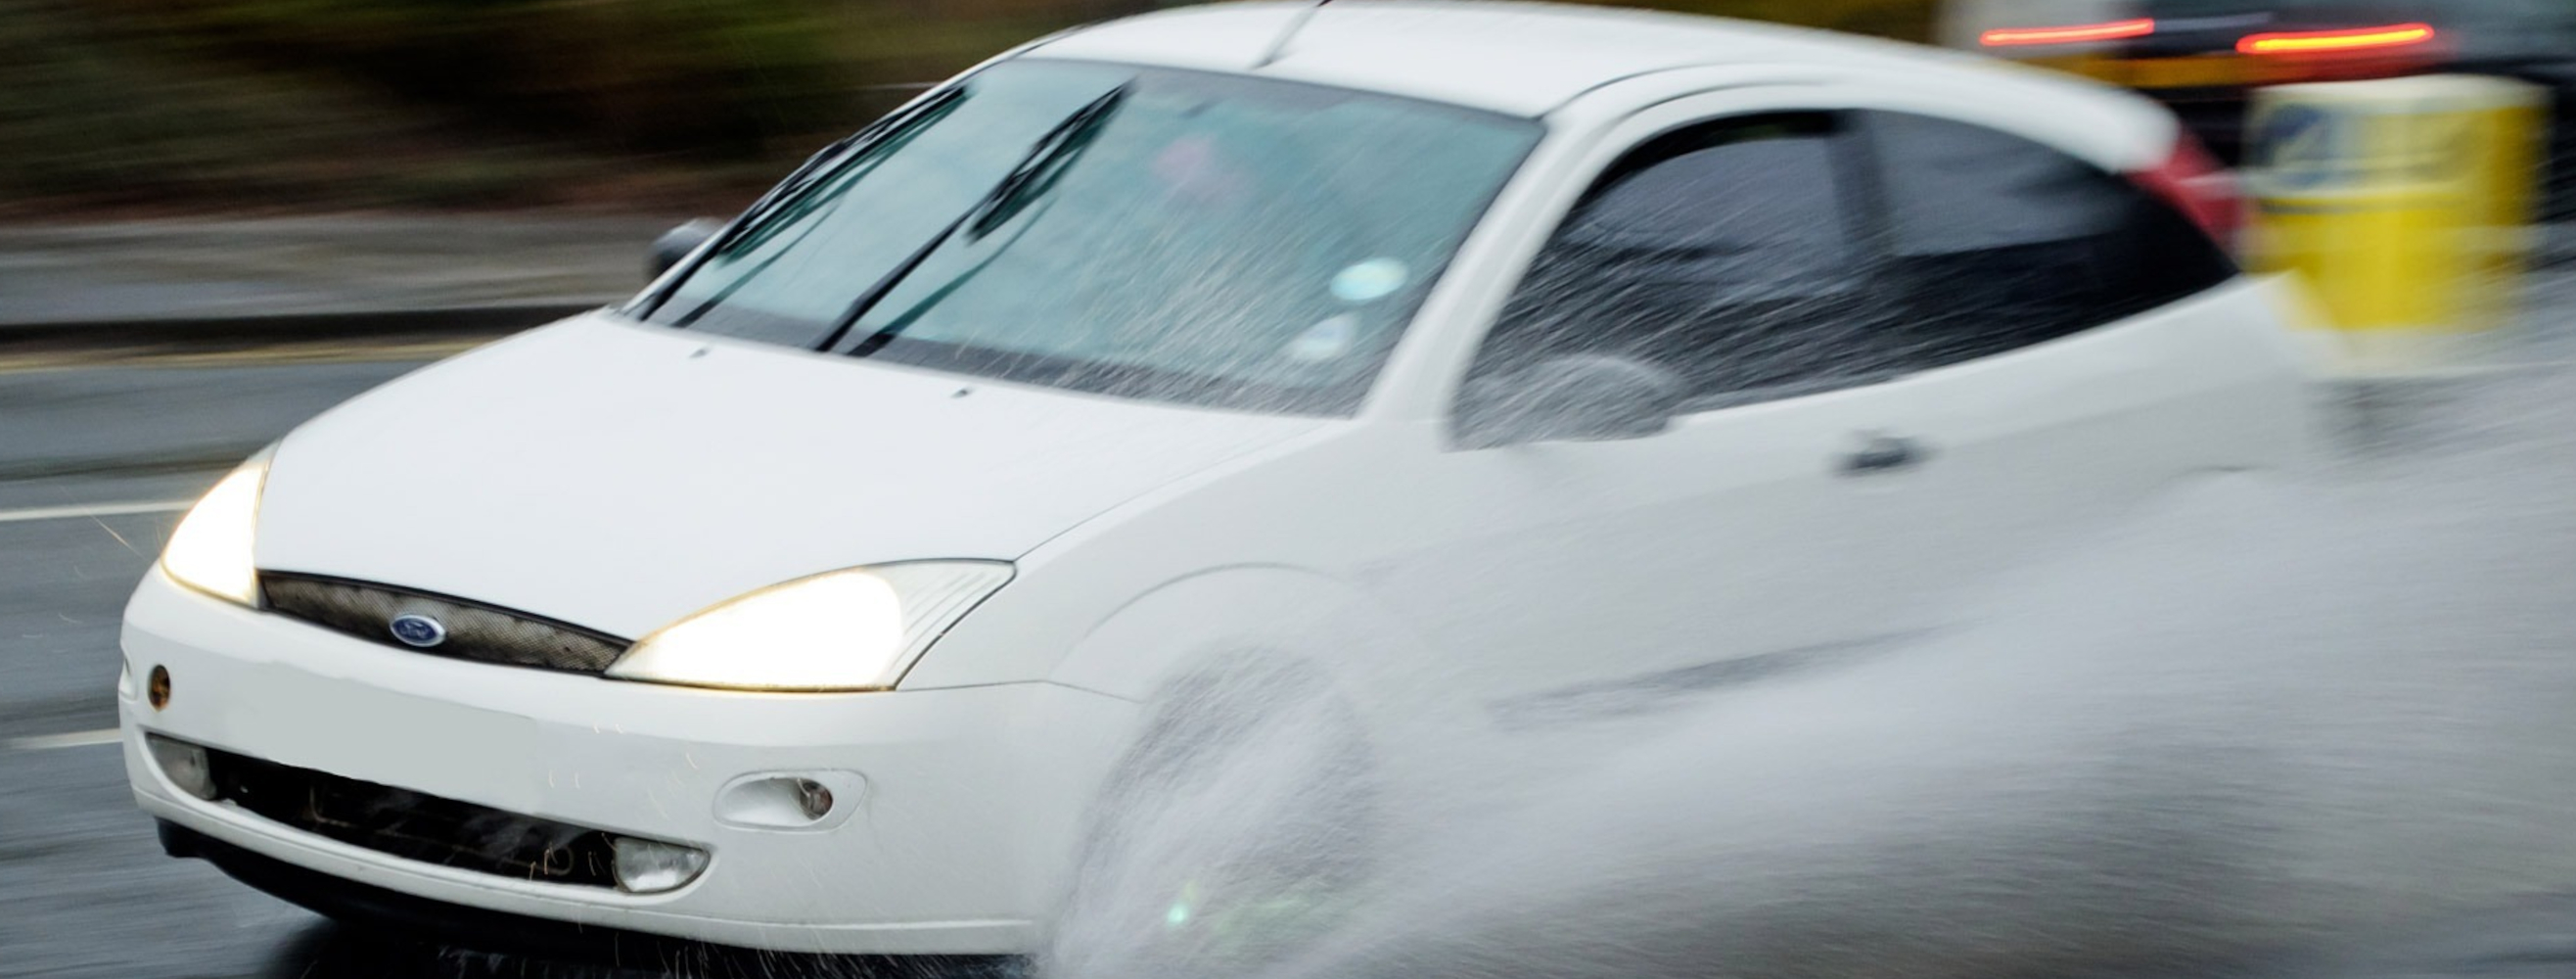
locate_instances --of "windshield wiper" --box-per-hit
[634,86,965,321]
[815,83,1129,355]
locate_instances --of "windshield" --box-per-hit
[632,60,1541,415]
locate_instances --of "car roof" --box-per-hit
[1027,0,2157,124]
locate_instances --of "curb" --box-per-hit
[0,302,614,351]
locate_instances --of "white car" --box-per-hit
[120,0,2312,963]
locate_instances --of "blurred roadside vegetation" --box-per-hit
[0,0,1929,218]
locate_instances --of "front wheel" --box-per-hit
[1046,668,1377,978]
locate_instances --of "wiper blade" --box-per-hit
[817,83,1129,355]
[634,85,965,320]
[725,86,967,252]
[960,84,1129,242]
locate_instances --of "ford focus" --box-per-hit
[121,0,2316,963]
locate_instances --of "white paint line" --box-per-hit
[5,728,122,751]
[0,500,190,525]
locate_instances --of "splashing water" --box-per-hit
[1045,368,2576,979]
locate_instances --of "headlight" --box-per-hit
[606,562,1013,691]
[161,451,270,607]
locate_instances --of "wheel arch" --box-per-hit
[1047,564,1445,744]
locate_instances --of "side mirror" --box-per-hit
[648,218,723,281]
[1453,354,1688,450]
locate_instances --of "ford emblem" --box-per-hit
[389,613,448,648]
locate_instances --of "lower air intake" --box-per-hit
[192,740,621,888]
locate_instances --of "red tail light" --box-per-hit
[2236,23,2435,55]
[2132,131,2242,251]
[1981,19,2157,47]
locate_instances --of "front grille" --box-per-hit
[197,741,620,888]
[260,573,630,676]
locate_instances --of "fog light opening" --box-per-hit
[610,836,710,894]
[146,734,215,801]
[147,665,171,711]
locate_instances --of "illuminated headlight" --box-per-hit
[161,451,270,607]
[606,562,1013,691]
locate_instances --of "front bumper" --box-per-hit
[119,568,1135,955]
[153,821,1009,973]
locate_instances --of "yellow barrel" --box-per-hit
[2246,75,2548,376]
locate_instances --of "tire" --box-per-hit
[1045,666,1377,978]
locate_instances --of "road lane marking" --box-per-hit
[4,728,122,751]
[0,500,191,524]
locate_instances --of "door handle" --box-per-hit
[1839,434,1927,476]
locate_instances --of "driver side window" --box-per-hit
[1470,113,1896,409]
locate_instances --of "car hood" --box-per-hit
[254,314,1325,639]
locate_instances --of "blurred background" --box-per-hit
[0,0,1937,341]
[0,0,1928,217]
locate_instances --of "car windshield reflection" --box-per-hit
[635,60,1541,416]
